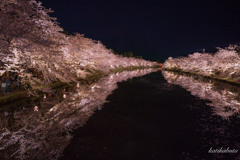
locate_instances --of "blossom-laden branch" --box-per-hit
[0,0,156,92]
[163,45,240,81]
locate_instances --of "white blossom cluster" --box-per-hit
[163,45,240,81]
[0,0,155,88]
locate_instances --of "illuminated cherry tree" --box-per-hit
[163,45,240,80]
[0,0,155,91]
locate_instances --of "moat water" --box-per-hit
[1,70,240,159]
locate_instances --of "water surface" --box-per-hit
[0,69,155,159]
[1,70,240,160]
[61,71,240,160]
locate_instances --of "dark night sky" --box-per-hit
[40,0,240,61]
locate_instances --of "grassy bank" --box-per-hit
[0,65,159,107]
[164,68,240,86]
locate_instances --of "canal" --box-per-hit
[1,70,240,159]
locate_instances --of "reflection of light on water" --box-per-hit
[34,106,38,112]
[0,69,157,160]
[162,71,240,119]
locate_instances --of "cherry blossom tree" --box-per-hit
[0,0,156,92]
[163,45,240,81]
[0,0,73,87]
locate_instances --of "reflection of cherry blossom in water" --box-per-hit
[162,71,240,119]
[0,69,156,160]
